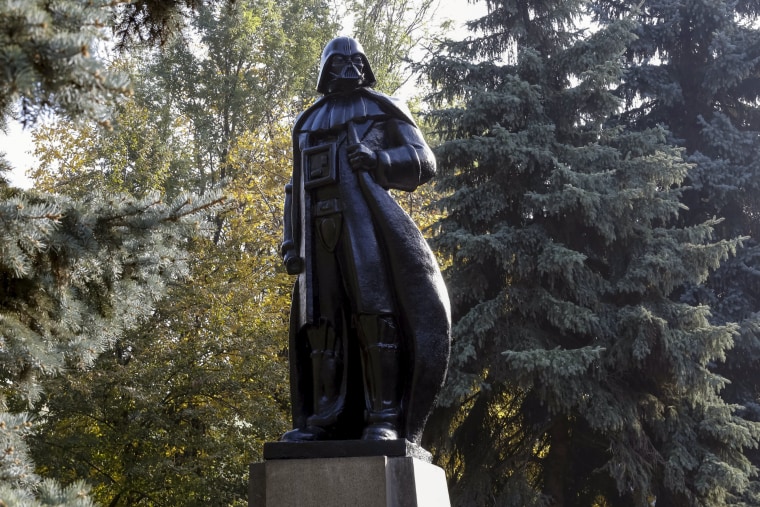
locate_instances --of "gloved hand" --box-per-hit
[347,143,377,172]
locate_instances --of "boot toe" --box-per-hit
[361,422,399,440]
[281,425,328,442]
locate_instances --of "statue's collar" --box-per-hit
[297,91,388,134]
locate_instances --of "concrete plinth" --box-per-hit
[249,441,451,507]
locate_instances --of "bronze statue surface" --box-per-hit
[280,36,450,445]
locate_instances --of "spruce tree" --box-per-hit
[592,1,760,502]
[0,0,127,127]
[425,1,760,505]
[0,189,228,505]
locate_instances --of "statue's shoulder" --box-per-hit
[293,98,326,132]
[360,88,417,127]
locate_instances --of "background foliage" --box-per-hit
[3,0,760,506]
[2,0,439,504]
[423,1,760,506]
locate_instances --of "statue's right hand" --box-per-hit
[347,143,377,172]
[285,254,304,275]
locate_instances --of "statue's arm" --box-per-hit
[373,119,436,192]
[281,179,303,274]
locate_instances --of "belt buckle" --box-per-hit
[314,198,342,217]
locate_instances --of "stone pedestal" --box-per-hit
[249,440,451,507]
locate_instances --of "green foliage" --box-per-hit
[594,1,760,503]
[0,412,38,491]
[23,0,336,503]
[1,0,236,505]
[0,187,228,506]
[0,189,228,403]
[0,478,95,507]
[112,0,207,50]
[348,0,437,95]
[32,280,289,505]
[134,0,338,196]
[0,154,11,187]
[425,1,760,505]
[28,95,181,198]
[28,127,296,505]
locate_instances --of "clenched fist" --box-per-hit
[347,143,377,172]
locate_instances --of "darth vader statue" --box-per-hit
[280,36,450,444]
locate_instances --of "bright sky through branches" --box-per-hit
[1,0,486,189]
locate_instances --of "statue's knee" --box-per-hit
[356,314,399,347]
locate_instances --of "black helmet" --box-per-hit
[316,36,377,94]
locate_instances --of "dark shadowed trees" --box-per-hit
[424,1,760,505]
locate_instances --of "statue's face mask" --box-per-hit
[327,54,365,92]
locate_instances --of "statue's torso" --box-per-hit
[295,92,395,320]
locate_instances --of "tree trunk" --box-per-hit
[544,417,571,507]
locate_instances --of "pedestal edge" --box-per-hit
[263,439,432,463]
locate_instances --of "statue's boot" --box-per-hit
[306,323,344,428]
[281,323,343,442]
[358,315,402,440]
[307,347,344,428]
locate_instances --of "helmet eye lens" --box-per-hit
[330,55,363,73]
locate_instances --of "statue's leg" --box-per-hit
[356,314,402,440]
[281,212,347,442]
[282,320,344,441]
